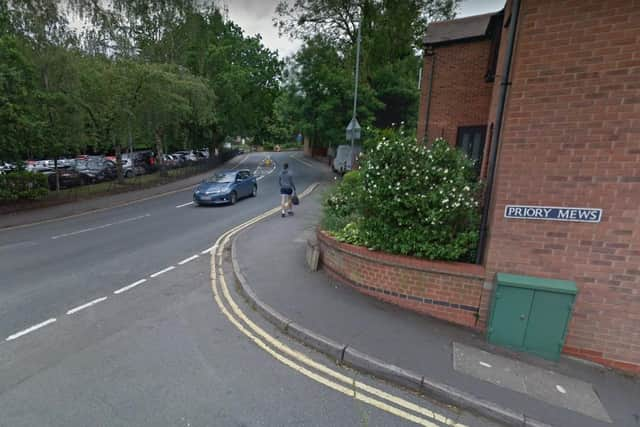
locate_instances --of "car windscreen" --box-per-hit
[205,173,235,184]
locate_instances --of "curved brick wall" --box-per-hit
[318,231,486,329]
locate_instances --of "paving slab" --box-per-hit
[453,342,611,423]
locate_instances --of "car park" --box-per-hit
[162,154,179,168]
[46,166,84,190]
[123,151,156,174]
[74,158,117,183]
[25,160,52,172]
[174,150,198,162]
[0,162,15,174]
[193,169,257,206]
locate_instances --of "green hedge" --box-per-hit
[0,171,49,201]
[323,128,481,262]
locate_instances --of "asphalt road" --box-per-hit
[0,151,500,427]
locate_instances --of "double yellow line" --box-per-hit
[209,183,469,427]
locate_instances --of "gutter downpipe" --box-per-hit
[476,0,522,265]
[424,47,435,144]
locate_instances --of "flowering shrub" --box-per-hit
[323,129,481,262]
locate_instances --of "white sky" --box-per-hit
[226,0,506,58]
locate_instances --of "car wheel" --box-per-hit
[125,170,134,178]
[251,185,257,197]
[230,191,237,205]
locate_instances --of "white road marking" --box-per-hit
[290,154,313,167]
[150,266,175,278]
[556,384,567,394]
[50,214,150,240]
[6,318,57,341]
[479,361,492,368]
[0,241,37,251]
[66,297,108,315]
[114,278,147,294]
[201,245,218,255]
[231,154,250,168]
[178,254,199,265]
[176,201,194,208]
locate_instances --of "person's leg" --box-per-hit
[286,194,293,214]
[281,193,287,216]
[286,192,294,215]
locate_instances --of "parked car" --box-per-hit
[125,151,156,174]
[0,162,15,174]
[193,170,257,206]
[74,158,117,183]
[195,149,209,159]
[162,154,179,168]
[332,144,362,174]
[46,166,84,190]
[174,150,197,162]
[25,160,52,172]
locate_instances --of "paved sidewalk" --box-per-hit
[0,154,250,230]
[233,186,640,427]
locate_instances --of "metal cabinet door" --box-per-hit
[488,286,533,350]
[523,291,574,360]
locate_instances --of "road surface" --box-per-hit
[0,151,499,427]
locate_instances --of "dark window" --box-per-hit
[456,126,487,178]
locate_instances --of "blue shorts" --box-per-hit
[280,187,293,195]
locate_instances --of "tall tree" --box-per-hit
[275,0,459,145]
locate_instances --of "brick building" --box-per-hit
[417,0,640,372]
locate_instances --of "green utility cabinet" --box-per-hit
[488,273,577,361]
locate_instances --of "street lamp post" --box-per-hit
[346,16,363,169]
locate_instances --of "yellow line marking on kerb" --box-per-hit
[209,183,467,427]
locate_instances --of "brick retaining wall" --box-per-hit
[318,231,486,329]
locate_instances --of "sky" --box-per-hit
[226,0,506,58]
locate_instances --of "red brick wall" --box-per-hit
[417,40,494,145]
[483,0,640,372]
[318,231,485,329]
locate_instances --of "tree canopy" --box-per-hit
[0,0,282,166]
[273,0,459,149]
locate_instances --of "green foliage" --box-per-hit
[323,130,481,261]
[274,0,459,149]
[322,170,366,244]
[0,1,282,168]
[0,34,41,162]
[0,171,48,201]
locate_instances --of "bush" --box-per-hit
[262,143,275,151]
[323,128,481,262]
[322,170,365,242]
[0,171,49,201]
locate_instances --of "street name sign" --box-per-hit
[504,205,602,223]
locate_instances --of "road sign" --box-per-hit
[346,118,361,141]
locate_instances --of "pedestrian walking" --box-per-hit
[279,163,296,217]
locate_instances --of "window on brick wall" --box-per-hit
[456,126,486,178]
